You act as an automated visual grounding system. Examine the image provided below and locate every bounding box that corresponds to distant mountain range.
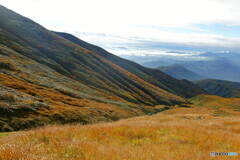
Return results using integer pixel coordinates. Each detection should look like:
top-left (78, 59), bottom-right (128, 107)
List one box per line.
top-left (157, 64), bottom-right (206, 81)
top-left (140, 57), bottom-right (240, 82)
top-left (182, 60), bottom-right (240, 82)
top-left (123, 50), bottom-right (240, 83)
top-left (156, 64), bottom-right (240, 99)
top-left (0, 5), bottom-right (206, 131)
top-left (195, 79), bottom-right (240, 98)
top-left (140, 59), bottom-right (178, 68)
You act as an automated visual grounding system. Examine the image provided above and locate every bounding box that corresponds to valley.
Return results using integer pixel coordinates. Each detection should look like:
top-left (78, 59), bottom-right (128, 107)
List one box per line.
top-left (0, 3), bottom-right (239, 160)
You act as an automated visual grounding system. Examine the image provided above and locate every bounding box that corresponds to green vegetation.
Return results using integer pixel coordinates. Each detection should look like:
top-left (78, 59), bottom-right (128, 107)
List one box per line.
top-left (0, 59), bottom-right (18, 71)
top-left (0, 5), bottom-right (208, 131)
top-left (0, 5), bottom-right (239, 159)
top-left (0, 5), bottom-right (197, 107)
top-left (195, 79), bottom-right (240, 98)
top-left (55, 32), bottom-right (206, 98)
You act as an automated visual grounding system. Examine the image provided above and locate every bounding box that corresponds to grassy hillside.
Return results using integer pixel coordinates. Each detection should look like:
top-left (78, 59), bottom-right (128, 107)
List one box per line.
top-left (55, 32), bottom-right (206, 98)
top-left (0, 95), bottom-right (239, 160)
top-left (157, 64), bottom-right (206, 81)
top-left (0, 5), bottom-right (207, 131)
top-left (0, 5), bottom-right (196, 106)
top-left (0, 38), bottom-right (180, 131)
top-left (195, 79), bottom-right (240, 98)
top-left (190, 94), bottom-right (240, 115)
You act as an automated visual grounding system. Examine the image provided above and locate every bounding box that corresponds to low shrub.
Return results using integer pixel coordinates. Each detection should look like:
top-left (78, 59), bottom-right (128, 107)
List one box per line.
top-left (0, 92), bottom-right (17, 102)
top-left (0, 60), bottom-right (18, 71)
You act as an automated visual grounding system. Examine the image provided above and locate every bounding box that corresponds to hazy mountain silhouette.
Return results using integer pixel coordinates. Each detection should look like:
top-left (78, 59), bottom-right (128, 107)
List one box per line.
top-left (157, 64), bottom-right (206, 81)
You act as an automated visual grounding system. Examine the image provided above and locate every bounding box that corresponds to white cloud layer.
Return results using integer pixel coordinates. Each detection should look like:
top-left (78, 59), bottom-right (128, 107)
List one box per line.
top-left (1, 0), bottom-right (240, 54)
top-left (2, 0), bottom-right (240, 27)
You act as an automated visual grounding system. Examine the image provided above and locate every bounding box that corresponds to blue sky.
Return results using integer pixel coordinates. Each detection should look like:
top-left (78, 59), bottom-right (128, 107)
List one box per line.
top-left (143, 24), bottom-right (240, 37)
top-left (1, 0), bottom-right (240, 56)
top-left (195, 24), bottom-right (240, 38)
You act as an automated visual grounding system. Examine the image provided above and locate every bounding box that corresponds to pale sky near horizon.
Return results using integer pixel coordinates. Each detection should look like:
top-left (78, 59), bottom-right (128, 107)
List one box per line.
top-left (1, 0), bottom-right (240, 56)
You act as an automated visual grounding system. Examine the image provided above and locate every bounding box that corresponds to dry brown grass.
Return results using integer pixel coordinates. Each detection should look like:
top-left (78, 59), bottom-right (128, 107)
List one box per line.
top-left (0, 103), bottom-right (239, 160)
top-left (0, 72), bottom-right (177, 132)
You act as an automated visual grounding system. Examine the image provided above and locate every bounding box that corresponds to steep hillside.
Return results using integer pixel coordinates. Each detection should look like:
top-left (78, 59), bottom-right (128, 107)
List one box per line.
top-left (55, 32), bottom-right (206, 98)
top-left (0, 37), bottom-right (159, 131)
top-left (0, 5), bottom-right (190, 106)
top-left (157, 64), bottom-right (206, 81)
top-left (0, 5), bottom-right (207, 131)
top-left (195, 79), bottom-right (240, 98)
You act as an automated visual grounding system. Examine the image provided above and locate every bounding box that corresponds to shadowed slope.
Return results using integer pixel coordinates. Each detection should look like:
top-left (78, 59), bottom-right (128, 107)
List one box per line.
top-left (0, 5), bottom-right (188, 106)
top-left (0, 5), bottom-right (196, 131)
top-left (1, 34), bottom-right (174, 131)
top-left (55, 32), bottom-right (207, 98)
top-left (195, 79), bottom-right (240, 98)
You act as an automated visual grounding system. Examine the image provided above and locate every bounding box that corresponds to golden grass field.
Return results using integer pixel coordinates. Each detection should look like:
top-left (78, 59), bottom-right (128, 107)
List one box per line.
top-left (0, 95), bottom-right (240, 160)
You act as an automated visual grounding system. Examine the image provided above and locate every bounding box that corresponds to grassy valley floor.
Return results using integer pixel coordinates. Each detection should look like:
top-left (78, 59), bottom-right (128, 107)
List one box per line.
top-left (0, 95), bottom-right (240, 160)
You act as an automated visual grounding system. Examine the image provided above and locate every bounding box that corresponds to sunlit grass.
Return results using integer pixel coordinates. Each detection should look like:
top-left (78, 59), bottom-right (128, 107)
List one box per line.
top-left (0, 104), bottom-right (239, 160)
top-left (0, 132), bottom-right (10, 139)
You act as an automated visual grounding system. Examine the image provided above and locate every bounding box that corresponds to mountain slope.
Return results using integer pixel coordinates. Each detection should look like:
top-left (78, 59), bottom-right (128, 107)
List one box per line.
top-left (1, 28), bottom-right (180, 131)
top-left (157, 64), bottom-right (206, 81)
top-left (0, 5), bottom-right (191, 106)
top-left (195, 79), bottom-right (240, 98)
top-left (55, 32), bottom-right (206, 98)
top-left (0, 30), bottom-right (151, 131)
top-left (0, 5), bottom-right (207, 131)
